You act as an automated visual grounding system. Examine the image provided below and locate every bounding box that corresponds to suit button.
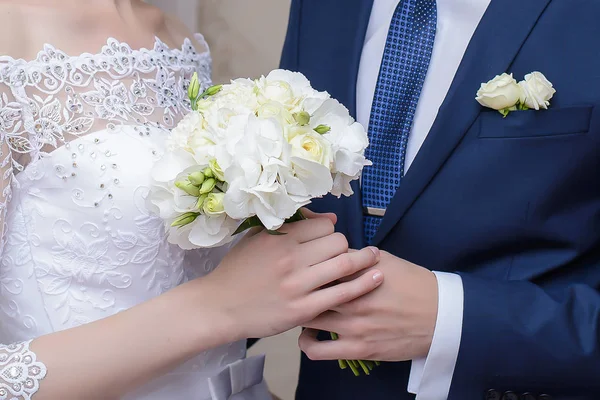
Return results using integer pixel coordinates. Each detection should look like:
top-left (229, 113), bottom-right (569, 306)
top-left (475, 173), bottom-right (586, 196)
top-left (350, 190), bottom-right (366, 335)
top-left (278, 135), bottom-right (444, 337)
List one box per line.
top-left (538, 395), bottom-right (553, 400)
top-left (502, 392), bottom-right (519, 400)
top-left (520, 393), bottom-right (536, 400)
top-left (485, 390), bottom-right (501, 400)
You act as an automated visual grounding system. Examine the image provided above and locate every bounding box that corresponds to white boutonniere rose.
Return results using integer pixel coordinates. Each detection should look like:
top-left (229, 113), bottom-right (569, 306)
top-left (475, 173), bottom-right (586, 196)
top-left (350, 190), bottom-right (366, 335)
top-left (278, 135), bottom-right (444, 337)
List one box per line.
top-left (476, 71), bottom-right (556, 117)
top-left (476, 73), bottom-right (523, 112)
top-left (519, 72), bottom-right (556, 111)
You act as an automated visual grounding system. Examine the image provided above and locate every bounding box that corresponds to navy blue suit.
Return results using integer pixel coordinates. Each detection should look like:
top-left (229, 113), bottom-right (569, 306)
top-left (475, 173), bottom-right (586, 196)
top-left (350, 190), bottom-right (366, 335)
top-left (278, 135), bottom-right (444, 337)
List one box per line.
top-left (281, 0), bottom-right (600, 399)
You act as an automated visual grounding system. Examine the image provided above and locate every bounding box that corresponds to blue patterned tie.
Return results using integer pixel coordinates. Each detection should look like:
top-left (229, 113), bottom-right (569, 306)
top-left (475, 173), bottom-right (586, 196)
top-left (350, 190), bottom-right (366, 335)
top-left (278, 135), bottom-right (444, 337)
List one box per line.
top-left (362, 0), bottom-right (437, 244)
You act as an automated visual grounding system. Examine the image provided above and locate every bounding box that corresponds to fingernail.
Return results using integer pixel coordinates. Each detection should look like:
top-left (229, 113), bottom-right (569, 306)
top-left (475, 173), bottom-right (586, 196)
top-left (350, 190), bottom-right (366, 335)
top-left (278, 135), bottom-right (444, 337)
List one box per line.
top-left (368, 246), bottom-right (380, 260)
top-left (372, 270), bottom-right (383, 284)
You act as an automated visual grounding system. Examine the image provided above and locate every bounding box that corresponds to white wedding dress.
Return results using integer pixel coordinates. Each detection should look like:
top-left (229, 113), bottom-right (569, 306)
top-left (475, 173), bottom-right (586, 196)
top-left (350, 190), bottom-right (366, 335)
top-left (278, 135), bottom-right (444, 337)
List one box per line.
top-left (0, 35), bottom-right (269, 399)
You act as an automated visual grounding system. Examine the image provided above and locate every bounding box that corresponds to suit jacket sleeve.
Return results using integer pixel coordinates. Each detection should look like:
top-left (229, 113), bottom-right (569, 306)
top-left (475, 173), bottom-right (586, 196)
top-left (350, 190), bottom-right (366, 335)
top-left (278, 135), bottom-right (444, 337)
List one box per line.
top-left (448, 271), bottom-right (600, 397)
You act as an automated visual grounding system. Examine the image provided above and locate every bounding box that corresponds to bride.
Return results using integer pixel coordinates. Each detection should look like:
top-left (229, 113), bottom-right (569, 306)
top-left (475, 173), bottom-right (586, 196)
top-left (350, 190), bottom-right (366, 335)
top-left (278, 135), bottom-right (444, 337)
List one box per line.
top-left (0, 1), bottom-right (383, 399)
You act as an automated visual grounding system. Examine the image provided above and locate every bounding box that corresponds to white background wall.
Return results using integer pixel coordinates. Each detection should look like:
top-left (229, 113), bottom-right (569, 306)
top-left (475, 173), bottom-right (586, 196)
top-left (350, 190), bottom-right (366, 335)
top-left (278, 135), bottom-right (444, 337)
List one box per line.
top-left (149, 0), bottom-right (292, 83)
top-left (147, 2), bottom-right (298, 399)
top-left (198, 0), bottom-right (292, 83)
top-left (146, 0), bottom-right (200, 33)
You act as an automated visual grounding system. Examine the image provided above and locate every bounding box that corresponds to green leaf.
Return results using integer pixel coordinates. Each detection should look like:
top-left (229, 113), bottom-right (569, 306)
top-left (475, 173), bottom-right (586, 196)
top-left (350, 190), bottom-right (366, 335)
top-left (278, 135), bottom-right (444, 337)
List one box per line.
top-left (232, 216), bottom-right (263, 236)
top-left (266, 229), bottom-right (286, 236)
top-left (286, 209), bottom-right (307, 223)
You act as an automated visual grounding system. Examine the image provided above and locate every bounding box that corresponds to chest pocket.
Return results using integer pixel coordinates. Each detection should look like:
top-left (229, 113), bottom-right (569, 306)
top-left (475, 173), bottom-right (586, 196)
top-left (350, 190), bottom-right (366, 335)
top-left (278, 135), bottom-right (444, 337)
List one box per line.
top-left (477, 105), bottom-right (593, 139)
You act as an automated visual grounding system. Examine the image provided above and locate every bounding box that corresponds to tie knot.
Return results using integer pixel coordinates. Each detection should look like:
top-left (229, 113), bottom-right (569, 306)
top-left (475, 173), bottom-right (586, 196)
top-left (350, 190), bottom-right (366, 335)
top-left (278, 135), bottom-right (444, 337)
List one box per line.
top-left (398, 0), bottom-right (437, 21)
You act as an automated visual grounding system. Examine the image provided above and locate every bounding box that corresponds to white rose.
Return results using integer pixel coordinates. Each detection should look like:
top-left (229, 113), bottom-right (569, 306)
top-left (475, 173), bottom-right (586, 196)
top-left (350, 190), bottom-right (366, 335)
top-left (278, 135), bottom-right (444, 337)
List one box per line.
top-left (476, 73), bottom-right (523, 110)
top-left (168, 109), bottom-right (224, 166)
top-left (518, 71), bottom-right (556, 110)
top-left (265, 69), bottom-right (315, 99)
top-left (257, 70), bottom-right (324, 113)
top-left (169, 111), bottom-right (209, 151)
top-left (199, 80), bottom-right (257, 130)
top-left (214, 79), bottom-right (257, 110)
top-left (256, 101), bottom-right (296, 126)
top-left (288, 127), bottom-right (333, 168)
top-left (254, 76), bottom-right (295, 106)
top-left (202, 192), bottom-right (226, 216)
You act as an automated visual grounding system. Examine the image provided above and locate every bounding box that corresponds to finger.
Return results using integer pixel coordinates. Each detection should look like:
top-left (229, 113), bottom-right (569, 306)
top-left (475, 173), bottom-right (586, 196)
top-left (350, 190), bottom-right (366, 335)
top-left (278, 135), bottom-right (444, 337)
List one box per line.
top-left (337, 266), bottom-right (376, 284)
top-left (301, 208), bottom-right (337, 225)
top-left (303, 311), bottom-right (348, 333)
top-left (279, 217), bottom-right (336, 243)
top-left (299, 232), bottom-right (348, 267)
top-left (305, 266), bottom-right (383, 315)
top-left (299, 329), bottom-right (362, 361)
top-left (306, 247), bottom-right (380, 290)
top-left (337, 249), bottom-right (372, 284)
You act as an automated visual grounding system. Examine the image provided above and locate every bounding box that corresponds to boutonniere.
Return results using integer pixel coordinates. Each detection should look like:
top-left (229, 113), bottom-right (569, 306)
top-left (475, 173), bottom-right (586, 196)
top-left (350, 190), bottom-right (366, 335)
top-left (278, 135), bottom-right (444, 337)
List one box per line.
top-left (476, 72), bottom-right (556, 117)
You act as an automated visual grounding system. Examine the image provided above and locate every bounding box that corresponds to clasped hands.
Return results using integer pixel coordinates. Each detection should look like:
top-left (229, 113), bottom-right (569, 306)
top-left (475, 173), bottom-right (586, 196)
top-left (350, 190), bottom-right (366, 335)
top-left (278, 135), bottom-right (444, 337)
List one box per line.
top-left (296, 214), bottom-right (440, 363)
top-left (208, 209), bottom-right (438, 363)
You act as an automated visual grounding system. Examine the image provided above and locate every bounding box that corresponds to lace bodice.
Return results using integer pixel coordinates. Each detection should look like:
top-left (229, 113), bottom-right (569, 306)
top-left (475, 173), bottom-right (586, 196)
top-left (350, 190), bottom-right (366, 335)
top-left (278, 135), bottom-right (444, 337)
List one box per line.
top-left (0, 34), bottom-right (211, 182)
top-left (0, 36), bottom-right (261, 400)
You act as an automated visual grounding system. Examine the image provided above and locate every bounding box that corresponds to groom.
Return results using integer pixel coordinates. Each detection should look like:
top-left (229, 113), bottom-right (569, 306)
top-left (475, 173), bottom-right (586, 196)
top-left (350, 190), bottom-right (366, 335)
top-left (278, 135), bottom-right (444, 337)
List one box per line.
top-left (281, 0), bottom-right (600, 399)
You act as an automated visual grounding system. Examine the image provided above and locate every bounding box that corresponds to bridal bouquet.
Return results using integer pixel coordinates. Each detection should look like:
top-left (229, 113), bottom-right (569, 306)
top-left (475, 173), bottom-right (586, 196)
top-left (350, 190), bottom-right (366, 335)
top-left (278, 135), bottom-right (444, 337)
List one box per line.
top-left (148, 70), bottom-right (370, 248)
top-left (147, 70), bottom-right (375, 375)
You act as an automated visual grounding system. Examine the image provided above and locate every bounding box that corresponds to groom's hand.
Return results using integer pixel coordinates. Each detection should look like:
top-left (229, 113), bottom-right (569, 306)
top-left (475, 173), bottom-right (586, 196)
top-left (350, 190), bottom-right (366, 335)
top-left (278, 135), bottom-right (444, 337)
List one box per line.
top-left (299, 251), bottom-right (438, 362)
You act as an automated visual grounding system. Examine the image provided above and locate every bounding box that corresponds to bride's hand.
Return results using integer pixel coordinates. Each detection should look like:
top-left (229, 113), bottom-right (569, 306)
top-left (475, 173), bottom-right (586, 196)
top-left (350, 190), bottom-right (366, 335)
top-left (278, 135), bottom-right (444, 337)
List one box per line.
top-left (204, 211), bottom-right (383, 340)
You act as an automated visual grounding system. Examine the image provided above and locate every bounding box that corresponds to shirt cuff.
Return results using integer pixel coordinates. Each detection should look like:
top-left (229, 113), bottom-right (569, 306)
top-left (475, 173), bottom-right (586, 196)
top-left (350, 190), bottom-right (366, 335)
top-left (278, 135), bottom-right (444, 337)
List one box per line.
top-left (407, 272), bottom-right (464, 400)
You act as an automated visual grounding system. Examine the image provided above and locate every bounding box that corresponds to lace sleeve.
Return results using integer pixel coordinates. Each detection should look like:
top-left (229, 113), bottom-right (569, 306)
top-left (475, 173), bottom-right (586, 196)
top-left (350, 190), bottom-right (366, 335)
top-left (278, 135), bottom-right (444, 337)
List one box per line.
top-left (0, 95), bottom-right (47, 399)
top-left (0, 93), bottom-right (14, 256)
top-left (0, 341), bottom-right (46, 399)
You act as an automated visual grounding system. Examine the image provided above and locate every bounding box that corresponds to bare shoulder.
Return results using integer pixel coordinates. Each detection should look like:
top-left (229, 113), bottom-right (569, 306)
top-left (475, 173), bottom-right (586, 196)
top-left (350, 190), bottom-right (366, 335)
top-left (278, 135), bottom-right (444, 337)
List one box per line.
top-left (0, 4), bottom-right (33, 60)
top-left (133, 1), bottom-right (206, 51)
top-left (163, 13), bottom-right (208, 51)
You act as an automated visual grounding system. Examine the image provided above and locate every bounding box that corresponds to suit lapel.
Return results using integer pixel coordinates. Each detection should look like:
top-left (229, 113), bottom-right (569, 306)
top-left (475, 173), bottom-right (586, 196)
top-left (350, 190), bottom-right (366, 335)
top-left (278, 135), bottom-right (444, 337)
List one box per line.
top-left (371, 0), bottom-right (552, 246)
top-left (317, 0), bottom-right (373, 248)
top-left (310, 0), bottom-right (374, 116)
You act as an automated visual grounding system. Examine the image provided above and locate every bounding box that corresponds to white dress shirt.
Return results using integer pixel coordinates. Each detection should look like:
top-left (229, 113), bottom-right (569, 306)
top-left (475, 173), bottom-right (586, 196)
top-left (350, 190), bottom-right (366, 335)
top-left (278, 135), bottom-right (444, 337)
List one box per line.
top-left (356, 0), bottom-right (490, 399)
